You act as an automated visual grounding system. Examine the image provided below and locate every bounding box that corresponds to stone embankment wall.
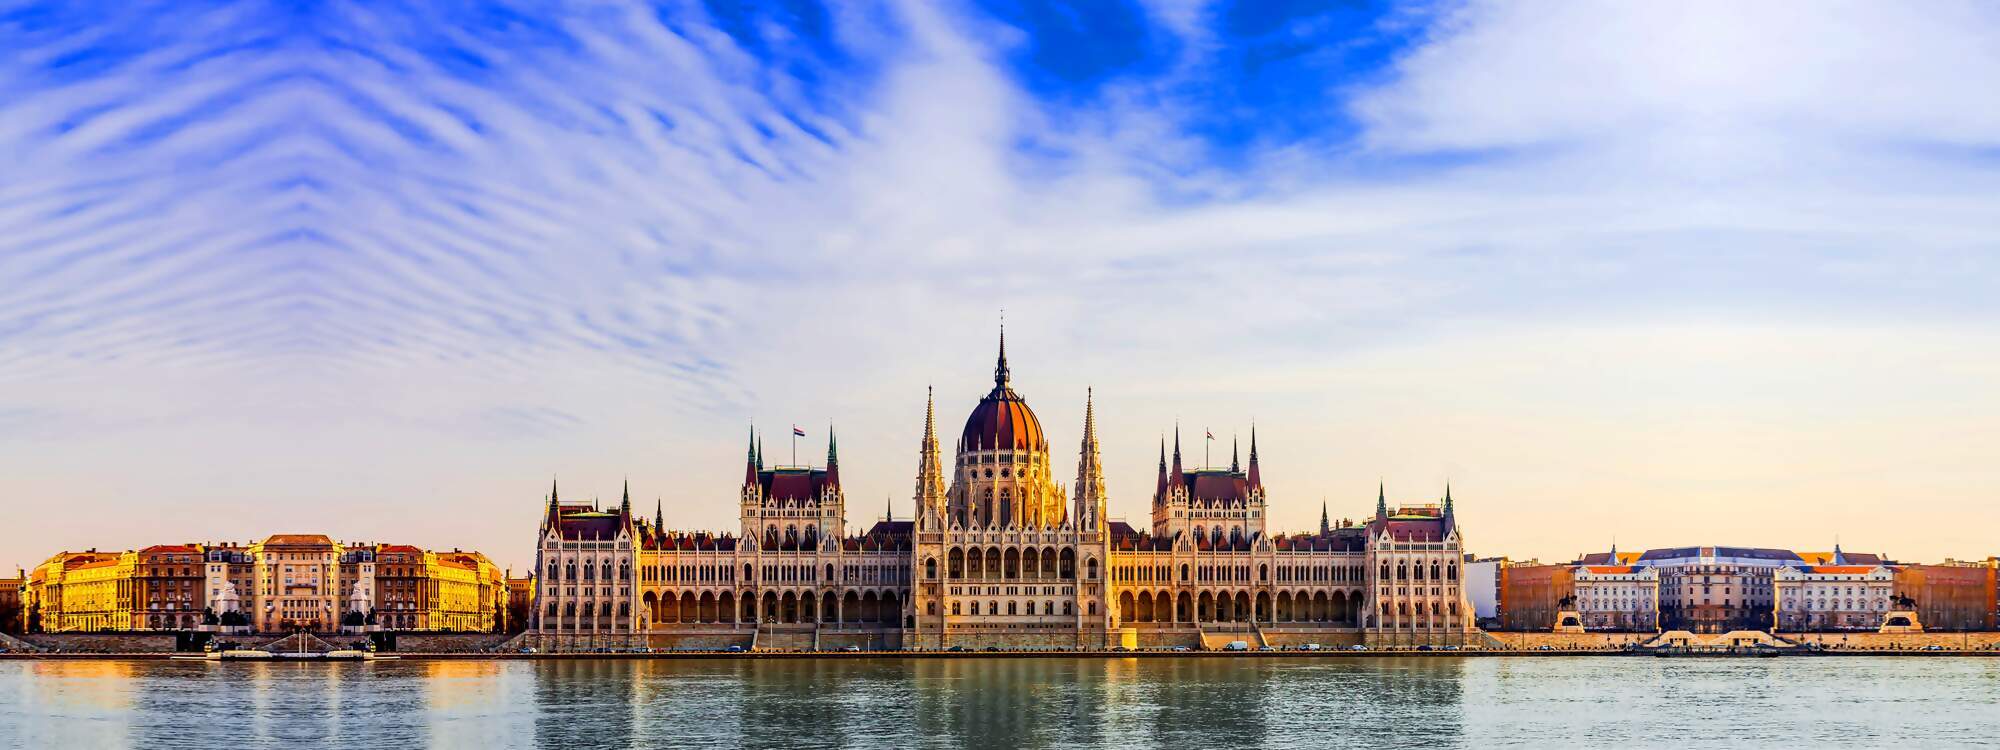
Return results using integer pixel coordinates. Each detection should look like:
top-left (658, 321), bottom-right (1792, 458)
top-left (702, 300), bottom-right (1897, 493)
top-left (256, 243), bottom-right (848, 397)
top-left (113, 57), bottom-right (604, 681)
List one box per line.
top-left (1781, 632), bottom-right (2000, 650)
top-left (390, 634), bottom-right (515, 653)
top-left (23, 634), bottom-right (182, 653)
top-left (1483, 632), bottom-right (1654, 650)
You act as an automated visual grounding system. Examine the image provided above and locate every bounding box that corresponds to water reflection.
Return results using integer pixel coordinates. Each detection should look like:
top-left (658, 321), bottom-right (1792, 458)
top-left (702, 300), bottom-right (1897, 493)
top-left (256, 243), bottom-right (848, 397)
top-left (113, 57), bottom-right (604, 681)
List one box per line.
top-left (3, 657), bottom-right (1996, 749)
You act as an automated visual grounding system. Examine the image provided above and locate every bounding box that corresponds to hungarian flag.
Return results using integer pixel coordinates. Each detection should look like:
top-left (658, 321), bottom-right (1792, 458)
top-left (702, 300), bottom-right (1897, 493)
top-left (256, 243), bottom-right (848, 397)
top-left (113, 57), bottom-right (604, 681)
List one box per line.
top-left (793, 425), bottom-right (806, 437)
top-left (1205, 430), bottom-right (1214, 440)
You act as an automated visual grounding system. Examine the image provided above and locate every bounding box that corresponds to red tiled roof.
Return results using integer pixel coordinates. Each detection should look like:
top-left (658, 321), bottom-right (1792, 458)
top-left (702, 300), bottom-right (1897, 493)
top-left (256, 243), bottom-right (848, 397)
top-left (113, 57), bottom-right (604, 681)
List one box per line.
top-left (1807, 565), bottom-right (1879, 575)
top-left (262, 534), bottom-right (336, 546)
top-left (757, 467), bottom-right (836, 501)
top-left (960, 386), bottom-right (1045, 452)
top-left (1582, 566), bottom-right (1637, 574)
top-left (140, 544), bottom-right (200, 554)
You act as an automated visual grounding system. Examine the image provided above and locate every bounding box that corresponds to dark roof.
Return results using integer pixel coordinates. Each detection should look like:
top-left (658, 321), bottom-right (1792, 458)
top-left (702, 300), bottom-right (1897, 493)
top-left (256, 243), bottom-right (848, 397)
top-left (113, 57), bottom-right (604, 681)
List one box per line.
top-left (555, 507), bottom-right (628, 540)
top-left (960, 385), bottom-right (1045, 452)
top-left (1635, 546), bottom-right (1801, 562)
top-left (1171, 469), bottom-right (1252, 503)
top-left (645, 532), bottom-right (737, 552)
top-left (757, 466), bottom-right (836, 501)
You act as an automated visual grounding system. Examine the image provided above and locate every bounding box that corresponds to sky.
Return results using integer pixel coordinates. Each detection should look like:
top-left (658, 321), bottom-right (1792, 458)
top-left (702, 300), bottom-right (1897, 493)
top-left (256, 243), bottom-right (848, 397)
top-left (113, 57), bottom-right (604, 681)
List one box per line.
top-left (4, 0), bottom-right (2000, 573)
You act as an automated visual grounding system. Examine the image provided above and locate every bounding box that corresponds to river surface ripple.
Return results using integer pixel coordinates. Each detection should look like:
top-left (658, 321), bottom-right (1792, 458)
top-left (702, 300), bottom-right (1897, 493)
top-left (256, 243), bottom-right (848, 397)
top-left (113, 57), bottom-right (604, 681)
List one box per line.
top-left (3, 656), bottom-right (1997, 749)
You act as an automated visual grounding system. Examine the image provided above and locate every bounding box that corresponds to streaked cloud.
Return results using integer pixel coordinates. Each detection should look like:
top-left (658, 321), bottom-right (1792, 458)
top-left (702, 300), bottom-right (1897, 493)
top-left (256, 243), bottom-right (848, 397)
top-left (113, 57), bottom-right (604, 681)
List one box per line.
top-left (3, 1), bottom-right (1997, 568)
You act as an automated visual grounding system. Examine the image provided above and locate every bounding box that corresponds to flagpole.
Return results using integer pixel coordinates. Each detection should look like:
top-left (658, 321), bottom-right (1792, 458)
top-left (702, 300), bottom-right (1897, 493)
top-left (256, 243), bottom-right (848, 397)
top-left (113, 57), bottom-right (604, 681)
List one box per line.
top-left (792, 427), bottom-right (798, 467)
top-left (1205, 428), bottom-right (1210, 470)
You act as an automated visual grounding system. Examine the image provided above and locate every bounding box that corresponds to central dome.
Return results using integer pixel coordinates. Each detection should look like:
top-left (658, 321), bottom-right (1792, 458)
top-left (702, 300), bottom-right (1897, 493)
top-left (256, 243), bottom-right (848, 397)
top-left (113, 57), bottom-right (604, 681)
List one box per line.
top-left (959, 327), bottom-right (1046, 452)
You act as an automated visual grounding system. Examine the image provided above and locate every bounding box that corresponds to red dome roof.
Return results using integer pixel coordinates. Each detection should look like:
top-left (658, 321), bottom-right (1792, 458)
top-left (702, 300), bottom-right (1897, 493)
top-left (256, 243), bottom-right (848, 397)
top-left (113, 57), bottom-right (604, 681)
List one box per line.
top-left (961, 386), bottom-right (1044, 451)
top-left (959, 325), bottom-right (1046, 452)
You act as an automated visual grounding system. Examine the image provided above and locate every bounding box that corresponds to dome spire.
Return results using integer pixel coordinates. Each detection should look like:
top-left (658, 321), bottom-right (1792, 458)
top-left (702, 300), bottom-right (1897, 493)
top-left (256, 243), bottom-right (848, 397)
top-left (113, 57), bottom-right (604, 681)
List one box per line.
top-left (994, 313), bottom-right (1011, 388)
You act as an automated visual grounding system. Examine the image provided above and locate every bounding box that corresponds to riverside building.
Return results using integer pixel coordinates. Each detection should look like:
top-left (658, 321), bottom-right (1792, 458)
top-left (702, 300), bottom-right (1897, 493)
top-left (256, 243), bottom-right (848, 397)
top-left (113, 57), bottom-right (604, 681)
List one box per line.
top-left (23, 536), bottom-right (505, 634)
top-left (527, 331), bottom-right (1475, 650)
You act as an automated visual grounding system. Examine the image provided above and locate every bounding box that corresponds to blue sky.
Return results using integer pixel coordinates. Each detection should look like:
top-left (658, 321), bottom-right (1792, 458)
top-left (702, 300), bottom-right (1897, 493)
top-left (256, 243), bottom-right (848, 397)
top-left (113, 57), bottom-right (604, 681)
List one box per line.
top-left (4, 0), bottom-right (2000, 570)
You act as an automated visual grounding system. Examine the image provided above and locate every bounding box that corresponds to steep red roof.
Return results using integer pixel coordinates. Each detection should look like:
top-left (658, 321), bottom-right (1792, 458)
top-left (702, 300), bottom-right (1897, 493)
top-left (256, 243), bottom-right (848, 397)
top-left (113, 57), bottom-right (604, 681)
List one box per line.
top-left (756, 467), bottom-right (837, 501)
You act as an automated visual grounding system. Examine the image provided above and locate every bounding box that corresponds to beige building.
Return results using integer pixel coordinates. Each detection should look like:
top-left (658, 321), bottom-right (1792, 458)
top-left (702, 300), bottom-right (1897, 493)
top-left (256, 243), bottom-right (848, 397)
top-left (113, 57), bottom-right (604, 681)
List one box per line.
top-left (1573, 564), bottom-right (1660, 631)
top-left (1774, 562), bottom-right (1894, 631)
top-left (530, 332), bottom-right (1475, 650)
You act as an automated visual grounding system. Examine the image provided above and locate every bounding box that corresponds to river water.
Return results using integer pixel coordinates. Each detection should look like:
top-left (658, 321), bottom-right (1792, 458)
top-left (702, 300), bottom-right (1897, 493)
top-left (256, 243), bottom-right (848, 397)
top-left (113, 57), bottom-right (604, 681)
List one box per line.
top-left (3, 656), bottom-right (1996, 748)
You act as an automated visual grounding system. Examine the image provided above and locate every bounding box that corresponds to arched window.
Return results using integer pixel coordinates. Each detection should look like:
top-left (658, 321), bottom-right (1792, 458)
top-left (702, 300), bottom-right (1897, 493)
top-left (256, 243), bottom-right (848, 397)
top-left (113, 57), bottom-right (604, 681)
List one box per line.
top-left (1007, 601), bottom-right (1017, 615)
top-left (565, 562), bottom-right (577, 580)
top-left (785, 525), bottom-right (799, 546)
top-left (926, 558), bottom-right (939, 579)
top-left (1063, 601), bottom-right (1073, 615)
top-left (805, 525), bottom-right (819, 548)
top-left (620, 562), bottom-right (631, 581)
top-left (1086, 558), bottom-right (1099, 580)
top-left (600, 601), bottom-right (611, 616)
top-left (825, 564), bottom-right (835, 581)
top-left (1180, 564), bottom-right (1190, 581)
top-left (969, 601), bottom-right (980, 616)
top-left (546, 603), bottom-right (558, 617)
top-left (547, 562), bottom-right (558, 579)
top-left (602, 562), bottom-right (612, 580)
top-left (953, 601), bottom-right (962, 615)
top-left (1259, 564), bottom-right (1269, 582)
top-left (563, 602), bottom-right (575, 617)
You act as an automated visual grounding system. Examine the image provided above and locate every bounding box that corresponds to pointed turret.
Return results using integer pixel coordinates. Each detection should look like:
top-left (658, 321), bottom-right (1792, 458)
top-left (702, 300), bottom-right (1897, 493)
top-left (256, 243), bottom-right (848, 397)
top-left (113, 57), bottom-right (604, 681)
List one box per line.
top-left (994, 319), bottom-right (1011, 388)
top-left (1833, 540), bottom-right (1847, 565)
top-left (654, 498), bottom-right (664, 532)
top-left (913, 387), bottom-right (947, 525)
top-left (545, 478), bottom-right (560, 527)
top-left (1247, 424), bottom-right (1262, 489)
top-left (1154, 435), bottom-right (1169, 503)
top-left (620, 478), bottom-right (631, 516)
top-left (1169, 425), bottom-right (1185, 488)
top-left (1443, 483), bottom-right (1454, 519)
top-left (744, 426), bottom-right (759, 485)
top-left (756, 434), bottom-right (766, 470)
top-left (1321, 500), bottom-right (1331, 536)
top-left (1230, 435), bottom-right (1240, 473)
top-left (825, 425), bottom-right (840, 487)
top-left (1074, 387), bottom-right (1107, 530)
top-left (1375, 482), bottom-right (1388, 520)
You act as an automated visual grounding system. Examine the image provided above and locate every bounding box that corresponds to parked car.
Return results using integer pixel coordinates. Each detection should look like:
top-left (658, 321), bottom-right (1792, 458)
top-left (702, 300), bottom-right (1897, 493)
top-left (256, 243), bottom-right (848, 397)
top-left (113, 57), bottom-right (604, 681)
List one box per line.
top-left (1223, 641), bottom-right (1250, 651)
top-left (1256, 645), bottom-right (1276, 652)
top-left (725, 645), bottom-right (744, 653)
top-left (841, 645), bottom-right (861, 652)
top-left (1300, 643), bottom-right (1322, 651)
top-left (1349, 644), bottom-right (1369, 651)
top-left (1416, 645), bottom-right (1434, 651)
top-left (946, 645), bottom-right (969, 652)
top-left (1170, 646), bottom-right (1192, 652)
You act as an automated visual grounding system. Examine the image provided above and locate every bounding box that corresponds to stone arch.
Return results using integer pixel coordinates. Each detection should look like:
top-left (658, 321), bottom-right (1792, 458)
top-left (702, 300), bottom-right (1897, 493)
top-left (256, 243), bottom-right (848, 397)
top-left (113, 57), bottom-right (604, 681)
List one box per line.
top-left (1118, 591), bottom-right (1136, 623)
top-left (1177, 591), bottom-right (1193, 622)
top-left (1022, 547), bottom-right (1040, 580)
top-left (822, 592), bottom-right (837, 625)
top-left (719, 591), bottom-right (736, 624)
top-left (1004, 547), bottom-right (1021, 579)
top-left (1060, 547), bottom-right (1077, 579)
top-left (1042, 546), bottom-right (1058, 578)
top-left (1198, 591), bottom-right (1215, 622)
top-left (1255, 591), bottom-right (1271, 622)
top-left (699, 591), bottom-right (717, 623)
top-left (967, 548), bottom-right (984, 580)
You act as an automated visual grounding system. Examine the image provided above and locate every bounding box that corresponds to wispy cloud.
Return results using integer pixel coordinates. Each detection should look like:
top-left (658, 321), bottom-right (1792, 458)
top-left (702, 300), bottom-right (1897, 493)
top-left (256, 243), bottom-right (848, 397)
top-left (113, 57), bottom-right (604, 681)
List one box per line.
top-left (3, 1), bottom-right (1999, 567)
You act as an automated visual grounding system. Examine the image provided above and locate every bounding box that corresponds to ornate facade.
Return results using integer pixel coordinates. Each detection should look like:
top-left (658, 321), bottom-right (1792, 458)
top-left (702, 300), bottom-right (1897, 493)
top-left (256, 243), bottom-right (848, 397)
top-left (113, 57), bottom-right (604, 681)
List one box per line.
top-left (23, 536), bottom-right (505, 634)
top-left (528, 331), bottom-right (1475, 649)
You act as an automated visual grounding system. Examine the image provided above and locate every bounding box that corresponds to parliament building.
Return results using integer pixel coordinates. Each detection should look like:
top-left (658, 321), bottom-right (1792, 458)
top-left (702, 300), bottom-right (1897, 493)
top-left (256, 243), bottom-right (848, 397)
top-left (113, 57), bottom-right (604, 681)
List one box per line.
top-left (528, 332), bottom-right (1475, 650)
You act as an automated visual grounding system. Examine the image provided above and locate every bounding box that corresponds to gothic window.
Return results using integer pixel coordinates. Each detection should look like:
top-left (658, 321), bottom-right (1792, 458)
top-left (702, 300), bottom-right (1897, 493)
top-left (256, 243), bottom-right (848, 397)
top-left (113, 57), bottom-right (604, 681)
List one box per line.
top-left (785, 525), bottom-right (799, 546)
top-left (926, 558), bottom-right (939, 579)
top-left (805, 525), bottom-right (819, 548)
top-left (970, 601), bottom-right (979, 616)
top-left (566, 562), bottom-right (577, 580)
top-left (1180, 564), bottom-right (1190, 581)
top-left (1063, 601), bottom-right (1073, 616)
top-left (953, 601), bottom-right (962, 615)
top-left (1008, 601), bottom-right (1017, 615)
top-left (766, 526), bottom-right (779, 549)
top-left (1086, 558), bottom-right (1099, 580)
top-left (548, 562), bottom-right (558, 579)
top-left (620, 562), bottom-right (630, 581)
top-left (602, 562), bottom-right (613, 580)
top-left (600, 601), bottom-right (612, 616)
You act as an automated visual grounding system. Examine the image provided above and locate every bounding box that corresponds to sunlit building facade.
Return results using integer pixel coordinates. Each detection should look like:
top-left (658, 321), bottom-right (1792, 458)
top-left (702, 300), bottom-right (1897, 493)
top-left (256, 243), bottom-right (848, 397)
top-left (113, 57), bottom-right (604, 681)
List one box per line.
top-left (529, 332), bottom-right (1475, 649)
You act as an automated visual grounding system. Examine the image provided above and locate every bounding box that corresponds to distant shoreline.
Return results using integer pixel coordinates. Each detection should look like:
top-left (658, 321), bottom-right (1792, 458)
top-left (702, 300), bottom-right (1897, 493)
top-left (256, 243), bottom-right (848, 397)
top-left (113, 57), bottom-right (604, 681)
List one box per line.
top-left (6, 649), bottom-right (1998, 661)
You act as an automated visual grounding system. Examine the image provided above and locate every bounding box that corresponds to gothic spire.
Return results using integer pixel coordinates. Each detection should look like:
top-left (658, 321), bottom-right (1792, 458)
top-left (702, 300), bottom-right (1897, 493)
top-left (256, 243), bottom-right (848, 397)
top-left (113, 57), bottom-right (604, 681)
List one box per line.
top-left (745, 426), bottom-right (759, 485)
top-left (1247, 423), bottom-right (1262, 488)
top-left (913, 386), bottom-right (947, 524)
top-left (620, 478), bottom-right (631, 516)
top-left (655, 497), bottom-right (664, 531)
top-left (1443, 482), bottom-right (1454, 518)
top-left (1075, 387), bottom-right (1106, 530)
top-left (1375, 481), bottom-right (1388, 520)
top-left (993, 317), bottom-right (1011, 388)
top-left (1230, 435), bottom-right (1240, 473)
top-left (825, 425), bottom-right (840, 486)
top-left (1320, 500), bottom-right (1331, 536)
top-left (1170, 424), bottom-right (1184, 487)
